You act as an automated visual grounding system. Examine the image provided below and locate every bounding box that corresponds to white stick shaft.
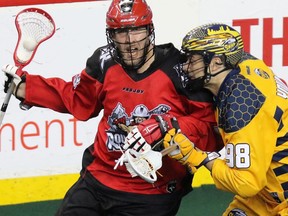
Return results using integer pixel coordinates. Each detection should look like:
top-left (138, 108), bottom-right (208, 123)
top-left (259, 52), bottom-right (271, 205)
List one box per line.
top-left (160, 143), bottom-right (178, 156)
top-left (0, 82), bottom-right (15, 125)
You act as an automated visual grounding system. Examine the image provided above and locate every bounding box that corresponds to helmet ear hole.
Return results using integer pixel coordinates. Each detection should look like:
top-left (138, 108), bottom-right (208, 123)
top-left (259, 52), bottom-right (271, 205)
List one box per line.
top-left (214, 55), bottom-right (226, 66)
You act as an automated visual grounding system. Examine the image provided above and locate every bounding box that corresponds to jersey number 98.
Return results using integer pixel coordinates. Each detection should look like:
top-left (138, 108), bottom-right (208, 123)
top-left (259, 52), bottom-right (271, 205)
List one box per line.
top-left (226, 143), bottom-right (250, 168)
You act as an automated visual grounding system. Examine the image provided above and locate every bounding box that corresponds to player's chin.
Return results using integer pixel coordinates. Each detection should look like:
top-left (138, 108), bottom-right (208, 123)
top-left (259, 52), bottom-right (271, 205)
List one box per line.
top-left (124, 59), bottom-right (141, 68)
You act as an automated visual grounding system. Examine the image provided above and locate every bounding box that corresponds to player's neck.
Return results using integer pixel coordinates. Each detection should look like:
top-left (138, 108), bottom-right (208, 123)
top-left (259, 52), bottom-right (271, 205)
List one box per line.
top-left (205, 71), bottom-right (230, 96)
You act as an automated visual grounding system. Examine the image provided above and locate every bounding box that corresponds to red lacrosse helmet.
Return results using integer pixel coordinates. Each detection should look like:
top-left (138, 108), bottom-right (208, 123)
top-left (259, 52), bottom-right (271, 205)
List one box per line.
top-left (106, 0), bottom-right (153, 29)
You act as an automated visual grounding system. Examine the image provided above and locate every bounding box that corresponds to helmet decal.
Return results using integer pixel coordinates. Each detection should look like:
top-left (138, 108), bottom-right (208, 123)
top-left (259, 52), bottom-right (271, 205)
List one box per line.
top-left (182, 23), bottom-right (244, 67)
top-left (106, 0), bottom-right (153, 29)
top-left (119, 0), bottom-right (134, 13)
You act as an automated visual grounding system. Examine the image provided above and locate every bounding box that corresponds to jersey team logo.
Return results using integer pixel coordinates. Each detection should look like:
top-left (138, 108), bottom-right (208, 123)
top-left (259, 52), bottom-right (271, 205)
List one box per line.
top-left (254, 68), bottom-right (270, 79)
top-left (106, 103), bottom-right (170, 151)
top-left (228, 208), bottom-right (247, 216)
top-left (72, 74), bottom-right (81, 89)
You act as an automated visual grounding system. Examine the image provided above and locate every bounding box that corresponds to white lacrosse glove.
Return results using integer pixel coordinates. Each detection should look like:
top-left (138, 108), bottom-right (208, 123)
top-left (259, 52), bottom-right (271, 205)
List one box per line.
top-left (2, 64), bottom-right (28, 96)
top-left (123, 127), bottom-right (152, 152)
top-left (2, 64), bottom-right (23, 94)
top-left (121, 114), bottom-right (179, 153)
top-left (2, 64), bottom-right (31, 110)
top-left (114, 127), bottom-right (166, 183)
top-left (114, 115), bottom-right (179, 181)
top-left (114, 127), bottom-right (151, 170)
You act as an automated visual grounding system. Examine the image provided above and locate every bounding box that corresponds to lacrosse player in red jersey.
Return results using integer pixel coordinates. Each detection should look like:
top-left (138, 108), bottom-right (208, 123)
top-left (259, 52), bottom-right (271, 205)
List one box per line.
top-left (2, 1), bottom-right (223, 215)
top-left (162, 23), bottom-right (288, 215)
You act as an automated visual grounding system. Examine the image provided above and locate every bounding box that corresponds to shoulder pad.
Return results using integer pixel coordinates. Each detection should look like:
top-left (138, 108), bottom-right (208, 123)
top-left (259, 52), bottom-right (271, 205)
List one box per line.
top-left (85, 45), bottom-right (116, 82)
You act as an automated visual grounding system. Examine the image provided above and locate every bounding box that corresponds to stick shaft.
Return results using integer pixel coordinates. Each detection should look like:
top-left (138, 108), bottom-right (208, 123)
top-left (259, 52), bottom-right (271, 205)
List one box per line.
top-left (160, 144), bottom-right (178, 156)
top-left (0, 82), bottom-right (15, 125)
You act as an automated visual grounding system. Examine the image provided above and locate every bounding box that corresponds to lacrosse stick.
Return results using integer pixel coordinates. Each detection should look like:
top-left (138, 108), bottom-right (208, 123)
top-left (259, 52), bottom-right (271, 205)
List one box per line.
top-left (125, 144), bottom-right (178, 183)
top-left (0, 8), bottom-right (56, 125)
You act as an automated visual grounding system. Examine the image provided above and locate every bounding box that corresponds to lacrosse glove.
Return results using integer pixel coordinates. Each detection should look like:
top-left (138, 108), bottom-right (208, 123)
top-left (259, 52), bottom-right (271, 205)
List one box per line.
top-left (163, 129), bottom-right (220, 168)
top-left (122, 114), bottom-right (179, 153)
top-left (2, 64), bottom-right (26, 96)
top-left (2, 64), bottom-right (31, 110)
top-left (115, 115), bottom-right (179, 172)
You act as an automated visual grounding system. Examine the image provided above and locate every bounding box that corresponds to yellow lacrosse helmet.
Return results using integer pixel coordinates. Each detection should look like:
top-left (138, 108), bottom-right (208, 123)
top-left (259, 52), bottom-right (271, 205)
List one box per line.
top-left (182, 23), bottom-right (244, 67)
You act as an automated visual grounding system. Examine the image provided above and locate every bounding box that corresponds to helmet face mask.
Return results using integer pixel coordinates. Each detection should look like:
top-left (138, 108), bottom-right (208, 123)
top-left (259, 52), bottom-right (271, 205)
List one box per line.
top-left (106, 0), bottom-right (155, 71)
top-left (179, 51), bottom-right (213, 91)
top-left (180, 23), bottom-right (244, 90)
top-left (106, 24), bottom-right (155, 71)
top-left (182, 53), bottom-right (206, 80)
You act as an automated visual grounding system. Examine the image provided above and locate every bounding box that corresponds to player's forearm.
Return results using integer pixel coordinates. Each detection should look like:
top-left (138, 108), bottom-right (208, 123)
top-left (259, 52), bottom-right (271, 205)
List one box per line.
top-left (25, 73), bottom-right (102, 120)
top-left (204, 159), bottom-right (215, 171)
top-left (211, 159), bottom-right (266, 197)
top-left (15, 82), bottom-right (26, 99)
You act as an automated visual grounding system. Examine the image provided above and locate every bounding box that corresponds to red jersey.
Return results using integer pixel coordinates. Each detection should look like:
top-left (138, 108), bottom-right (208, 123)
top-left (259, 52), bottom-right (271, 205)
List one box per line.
top-left (24, 43), bottom-right (222, 194)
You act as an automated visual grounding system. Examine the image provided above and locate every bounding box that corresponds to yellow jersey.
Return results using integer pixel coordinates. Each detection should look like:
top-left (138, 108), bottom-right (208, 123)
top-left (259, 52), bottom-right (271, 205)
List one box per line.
top-left (212, 53), bottom-right (288, 205)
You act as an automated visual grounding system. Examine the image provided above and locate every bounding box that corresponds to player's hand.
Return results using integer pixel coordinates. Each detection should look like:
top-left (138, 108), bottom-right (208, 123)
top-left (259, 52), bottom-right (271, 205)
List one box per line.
top-left (114, 115), bottom-right (179, 171)
top-left (2, 64), bottom-right (31, 110)
top-left (163, 129), bottom-right (220, 168)
top-left (122, 114), bottom-right (179, 151)
top-left (122, 126), bottom-right (152, 154)
top-left (114, 115), bottom-right (178, 171)
top-left (163, 128), bottom-right (206, 166)
top-left (2, 64), bottom-right (26, 94)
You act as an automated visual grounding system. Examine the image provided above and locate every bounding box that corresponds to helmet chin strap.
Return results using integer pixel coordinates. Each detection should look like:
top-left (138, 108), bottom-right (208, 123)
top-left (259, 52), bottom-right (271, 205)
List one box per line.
top-left (205, 65), bottom-right (229, 84)
top-left (184, 65), bottom-right (230, 91)
top-left (210, 67), bottom-right (229, 77)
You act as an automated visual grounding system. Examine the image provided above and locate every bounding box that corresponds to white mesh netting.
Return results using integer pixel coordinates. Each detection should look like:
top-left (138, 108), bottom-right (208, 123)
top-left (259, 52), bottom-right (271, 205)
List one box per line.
top-left (15, 9), bottom-right (55, 64)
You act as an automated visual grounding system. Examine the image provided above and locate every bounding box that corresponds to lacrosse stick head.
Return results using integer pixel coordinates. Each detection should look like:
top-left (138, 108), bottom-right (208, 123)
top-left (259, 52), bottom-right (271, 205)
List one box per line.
top-left (125, 148), bottom-right (163, 183)
top-left (14, 8), bottom-right (56, 68)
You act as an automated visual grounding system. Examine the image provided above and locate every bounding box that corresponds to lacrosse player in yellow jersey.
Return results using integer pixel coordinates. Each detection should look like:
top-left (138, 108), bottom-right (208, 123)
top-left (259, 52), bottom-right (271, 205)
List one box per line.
top-left (162, 23), bottom-right (288, 215)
